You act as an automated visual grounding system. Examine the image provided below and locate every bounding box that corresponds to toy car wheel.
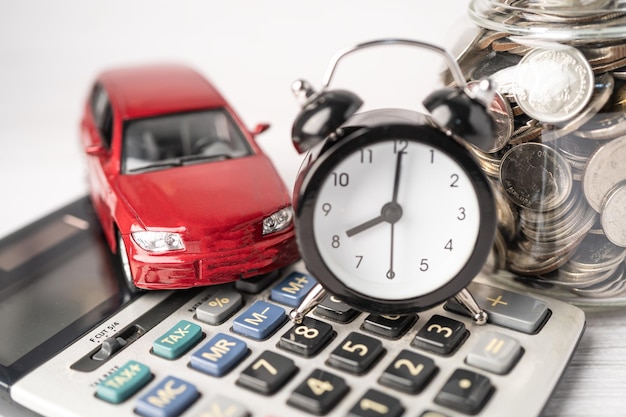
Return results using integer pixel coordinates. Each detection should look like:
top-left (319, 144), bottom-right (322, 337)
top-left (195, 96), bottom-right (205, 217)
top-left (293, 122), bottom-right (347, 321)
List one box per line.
top-left (117, 232), bottom-right (139, 293)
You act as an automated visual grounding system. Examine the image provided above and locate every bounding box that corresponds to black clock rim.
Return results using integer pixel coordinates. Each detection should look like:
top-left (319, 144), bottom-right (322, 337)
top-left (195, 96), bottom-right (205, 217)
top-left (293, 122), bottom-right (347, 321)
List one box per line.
top-left (295, 121), bottom-right (497, 315)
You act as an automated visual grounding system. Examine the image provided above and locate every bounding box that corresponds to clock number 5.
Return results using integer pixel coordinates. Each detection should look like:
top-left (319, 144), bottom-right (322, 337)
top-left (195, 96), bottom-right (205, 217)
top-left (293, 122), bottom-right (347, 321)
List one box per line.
top-left (419, 259), bottom-right (429, 272)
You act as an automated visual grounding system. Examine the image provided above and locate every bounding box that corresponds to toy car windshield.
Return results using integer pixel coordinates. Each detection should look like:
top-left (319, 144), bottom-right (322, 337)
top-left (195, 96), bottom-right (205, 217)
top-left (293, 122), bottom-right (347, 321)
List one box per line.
top-left (122, 109), bottom-right (252, 174)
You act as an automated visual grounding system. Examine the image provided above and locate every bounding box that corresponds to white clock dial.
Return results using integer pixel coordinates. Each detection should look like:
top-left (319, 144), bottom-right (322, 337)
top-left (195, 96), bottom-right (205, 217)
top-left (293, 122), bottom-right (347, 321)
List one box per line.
top-left (312, 139), bottom-right (481, 300)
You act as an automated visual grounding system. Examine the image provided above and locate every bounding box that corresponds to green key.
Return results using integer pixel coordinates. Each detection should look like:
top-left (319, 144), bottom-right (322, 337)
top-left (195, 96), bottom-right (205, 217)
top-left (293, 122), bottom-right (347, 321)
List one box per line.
top-left (153, 319), bottom-right (203, 359)
top-left (96, 360), bottom-right (151, 404)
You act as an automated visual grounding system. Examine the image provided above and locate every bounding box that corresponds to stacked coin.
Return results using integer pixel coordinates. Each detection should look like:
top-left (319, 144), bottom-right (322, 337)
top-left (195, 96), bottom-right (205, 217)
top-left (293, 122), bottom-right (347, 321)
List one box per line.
top-left (457, 0), bottom-right (626, 298)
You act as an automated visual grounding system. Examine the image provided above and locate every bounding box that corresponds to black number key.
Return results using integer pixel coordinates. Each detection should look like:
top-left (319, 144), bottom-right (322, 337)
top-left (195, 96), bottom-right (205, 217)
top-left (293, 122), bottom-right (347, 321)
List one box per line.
top-left (362, 313), bottom-right (416, 339)
top-left (236, 350), bottom-right (297, 395)
top-left (434, 368), bottom-right (494, 414)
top-left (347, 389), bottom-right (404, 417)
top-left (412, 315), bottom-right (468, 355)
top-left (327, 332), bottom-right (384, 374)
top-left (279, 317), bottom-right (334, 357)
top-left (315, 294), bottom-right (359, 323)
top-left (287, 368), bottom-right (349, 415)
top-left (378, 349), bottom-right (438, 393)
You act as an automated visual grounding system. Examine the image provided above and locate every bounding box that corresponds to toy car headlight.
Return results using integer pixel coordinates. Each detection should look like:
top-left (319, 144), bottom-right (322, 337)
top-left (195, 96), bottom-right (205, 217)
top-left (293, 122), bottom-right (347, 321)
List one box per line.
top-left (262, 206), bottom-right (293, 235)
top-left (131, 231), bottom-right (185, 252)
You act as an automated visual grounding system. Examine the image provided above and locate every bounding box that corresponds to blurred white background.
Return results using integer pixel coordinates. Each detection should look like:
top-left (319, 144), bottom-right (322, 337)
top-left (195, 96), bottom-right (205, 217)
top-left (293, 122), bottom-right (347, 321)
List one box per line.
top-left (0, 0), bottom-right (474, 238)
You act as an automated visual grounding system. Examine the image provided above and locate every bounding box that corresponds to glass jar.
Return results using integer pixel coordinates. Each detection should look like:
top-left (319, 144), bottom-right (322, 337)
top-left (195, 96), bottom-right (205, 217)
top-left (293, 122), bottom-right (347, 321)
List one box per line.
top-left (459, 0), bottom-right (626, 305)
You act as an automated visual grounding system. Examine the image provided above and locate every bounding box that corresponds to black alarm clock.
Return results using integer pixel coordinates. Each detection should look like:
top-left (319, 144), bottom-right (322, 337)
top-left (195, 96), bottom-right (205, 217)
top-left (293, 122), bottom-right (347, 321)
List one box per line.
top-left (288, 39), bottom-right (498, 325)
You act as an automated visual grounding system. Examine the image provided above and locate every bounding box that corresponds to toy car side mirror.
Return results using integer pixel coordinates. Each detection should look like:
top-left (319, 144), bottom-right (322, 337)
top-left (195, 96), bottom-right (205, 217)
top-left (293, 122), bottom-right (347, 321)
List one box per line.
top-left (85, 144), bottom-right (108, 157)
top-left (252, 123), bottom-right (271, 136)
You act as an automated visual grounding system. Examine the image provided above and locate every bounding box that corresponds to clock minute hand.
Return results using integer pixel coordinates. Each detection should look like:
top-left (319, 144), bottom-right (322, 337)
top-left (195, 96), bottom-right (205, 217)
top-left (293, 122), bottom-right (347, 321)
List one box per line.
top-left (392, 149), bottom-right (404, 203)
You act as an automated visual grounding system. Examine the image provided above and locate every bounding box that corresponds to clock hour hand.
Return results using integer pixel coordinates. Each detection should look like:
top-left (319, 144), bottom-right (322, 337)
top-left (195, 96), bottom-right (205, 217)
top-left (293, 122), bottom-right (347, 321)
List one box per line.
top-left (346, 214), bottom-right (385, 237)
top-left (345, 201), bottom-right (403, 238)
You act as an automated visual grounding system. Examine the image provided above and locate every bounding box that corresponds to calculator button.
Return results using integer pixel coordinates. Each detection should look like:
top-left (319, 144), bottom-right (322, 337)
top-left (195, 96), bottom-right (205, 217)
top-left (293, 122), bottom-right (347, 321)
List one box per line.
top-left (196, 289), bottom-right (243, 325)
top-left (270, 271), bottom-right (318, 307)
top-left (327, 332), bottom-right (384, 374)
top-left (287, 368), bottom-right (349, 415)
top-left (362, 313), bottom-right (416, 339)
top-left (190, 333), bottom-right (248, 377)
top-left (96, 360), bottom-right (152, 404)
top-left (236, 350), bottom-right (298, 395)
top-left (412, 315), bottom-right (468, 355)
top-left (314, 294), bottom-right (359, 323)
top-left (446, 282), bottom-right (549, 334)
top-left (152, 320), bottom-right (203, 360)
top-left (420, 411), bottom-right (450, 417)
top-left (135, 375), bottom-right (199, 417)
top-left (279, 317), bottom-right (334, 357)
top-left (466, 332), bottom-right (523, 375)
top-left (347, 388), bottom-right (404, 417)
top-left (232, 300), bottom-right (286, 340)
top-left (378, 349), bottom-right (438, 394)
top-left (199, 395), bottom-right (250, 417)
top-left (434, 369), bottom-right (494, 415)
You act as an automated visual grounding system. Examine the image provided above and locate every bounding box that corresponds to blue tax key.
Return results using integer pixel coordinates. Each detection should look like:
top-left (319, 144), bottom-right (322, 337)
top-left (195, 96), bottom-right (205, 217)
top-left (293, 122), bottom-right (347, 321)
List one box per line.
top-left (152, 320), bottom-right (202, 360)
top-left (233, 300), bottom-right (285, 339)
top-left (190, 332), bottom-right (247, 377)
top-left (270, 272), bottom-right (318, 307)
top-left (96, 360), bottom-right (152, 404)
top-left (136, 376), bottom-right (199, 417)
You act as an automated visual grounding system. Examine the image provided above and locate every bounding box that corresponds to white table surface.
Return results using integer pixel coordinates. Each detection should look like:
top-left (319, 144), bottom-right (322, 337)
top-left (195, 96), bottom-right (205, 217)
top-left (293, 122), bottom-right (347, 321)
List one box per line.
top-left (1, 1), bottom-right (625, 416)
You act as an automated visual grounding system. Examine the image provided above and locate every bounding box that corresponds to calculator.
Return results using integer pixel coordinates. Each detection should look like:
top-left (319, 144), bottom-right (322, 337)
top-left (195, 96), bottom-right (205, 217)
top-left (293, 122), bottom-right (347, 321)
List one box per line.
top-left (0, 197), bottom-right (585, 417)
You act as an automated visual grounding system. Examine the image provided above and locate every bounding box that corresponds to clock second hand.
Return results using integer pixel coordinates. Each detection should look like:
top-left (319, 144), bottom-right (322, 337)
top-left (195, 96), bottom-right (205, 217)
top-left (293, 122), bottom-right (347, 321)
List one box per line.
top-left (387, 150), bottom-right (404, 279)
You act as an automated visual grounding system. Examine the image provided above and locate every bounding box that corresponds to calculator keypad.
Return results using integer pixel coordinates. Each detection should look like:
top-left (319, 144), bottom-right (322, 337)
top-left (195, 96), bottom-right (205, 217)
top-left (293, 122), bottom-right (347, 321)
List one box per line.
top-left (79, 265), bottom-right (584, 417)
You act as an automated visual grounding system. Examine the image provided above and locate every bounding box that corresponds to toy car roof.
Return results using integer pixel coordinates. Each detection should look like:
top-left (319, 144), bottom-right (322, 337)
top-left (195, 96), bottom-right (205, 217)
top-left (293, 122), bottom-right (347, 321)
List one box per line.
top-left (96, 64), bottom-right (228, 120)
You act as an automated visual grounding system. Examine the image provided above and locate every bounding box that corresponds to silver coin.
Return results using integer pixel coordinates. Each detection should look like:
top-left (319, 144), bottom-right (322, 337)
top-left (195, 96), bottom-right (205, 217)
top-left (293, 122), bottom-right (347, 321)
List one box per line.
top-left (601, 181), bottom-right (626, 247)
top-left (568, 233), bottom-right (626, 272)
top-left (541, 72), bottom-right (614, 141)
top-left (582, 135), bottom-right (626, 211)
top-left (508, 241), bottom-right (571, 275)
top-left (557, 136), bottom-right (602, 162)
top-left (554, 263), bottom-right (619, 288)
top-left (569, 263), bottom-right (626, 298)
top-left (513, 47), bottom-right (594, 124)
top-left (500, 142), bottom-right (573, 211)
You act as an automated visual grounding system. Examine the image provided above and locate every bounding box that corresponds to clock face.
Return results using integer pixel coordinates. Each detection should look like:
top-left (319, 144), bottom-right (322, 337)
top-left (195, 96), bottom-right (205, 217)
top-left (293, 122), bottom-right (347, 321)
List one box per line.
top-left (310, 136), bottom-right (483, 302)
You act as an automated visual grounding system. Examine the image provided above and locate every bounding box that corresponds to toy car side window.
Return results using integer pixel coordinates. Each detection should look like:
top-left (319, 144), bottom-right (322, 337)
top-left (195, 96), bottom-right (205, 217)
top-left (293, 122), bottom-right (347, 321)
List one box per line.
top-left (90, 83), bottom-right (114, 149)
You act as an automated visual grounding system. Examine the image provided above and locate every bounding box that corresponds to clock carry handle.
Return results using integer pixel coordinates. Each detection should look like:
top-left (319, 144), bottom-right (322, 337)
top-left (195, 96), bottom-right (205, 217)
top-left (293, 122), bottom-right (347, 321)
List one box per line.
top-left (291, 38), bottom-right (498, 154)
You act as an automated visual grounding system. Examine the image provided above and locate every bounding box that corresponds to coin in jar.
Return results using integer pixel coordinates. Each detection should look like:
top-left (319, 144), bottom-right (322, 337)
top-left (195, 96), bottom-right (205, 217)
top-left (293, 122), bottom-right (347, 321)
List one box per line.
top-left (582, 135), bottom-right (626, 212)
top-left (499, 142), bottom-right (573, 211)
top-left (600, 181), bottom-right (626, 247)
top-left (514, 47), bottom-right (594, 124)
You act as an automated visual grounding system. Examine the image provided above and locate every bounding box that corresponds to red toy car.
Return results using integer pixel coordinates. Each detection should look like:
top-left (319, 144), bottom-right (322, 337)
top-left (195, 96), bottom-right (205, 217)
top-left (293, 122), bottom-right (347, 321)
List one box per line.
top-left (80, 64), bottom-right (299, 290)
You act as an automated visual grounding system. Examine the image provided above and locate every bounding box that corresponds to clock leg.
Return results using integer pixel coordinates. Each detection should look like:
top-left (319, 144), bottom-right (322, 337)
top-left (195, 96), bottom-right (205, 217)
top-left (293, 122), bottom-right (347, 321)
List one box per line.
top-left (454, 288), bottom-right (488, 325)
top-left (289, 283), bottom-right (328, 324)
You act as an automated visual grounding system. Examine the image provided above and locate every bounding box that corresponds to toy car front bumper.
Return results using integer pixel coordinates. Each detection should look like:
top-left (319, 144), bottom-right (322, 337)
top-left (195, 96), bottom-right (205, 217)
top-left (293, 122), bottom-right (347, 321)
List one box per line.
top-left (128, 231), bottom-right (299, 290)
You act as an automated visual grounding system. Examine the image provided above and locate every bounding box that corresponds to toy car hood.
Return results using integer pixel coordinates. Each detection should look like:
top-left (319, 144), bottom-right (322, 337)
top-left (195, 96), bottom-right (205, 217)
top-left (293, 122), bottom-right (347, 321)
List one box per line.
top-left (115, 155), bottom-right (290, 233)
